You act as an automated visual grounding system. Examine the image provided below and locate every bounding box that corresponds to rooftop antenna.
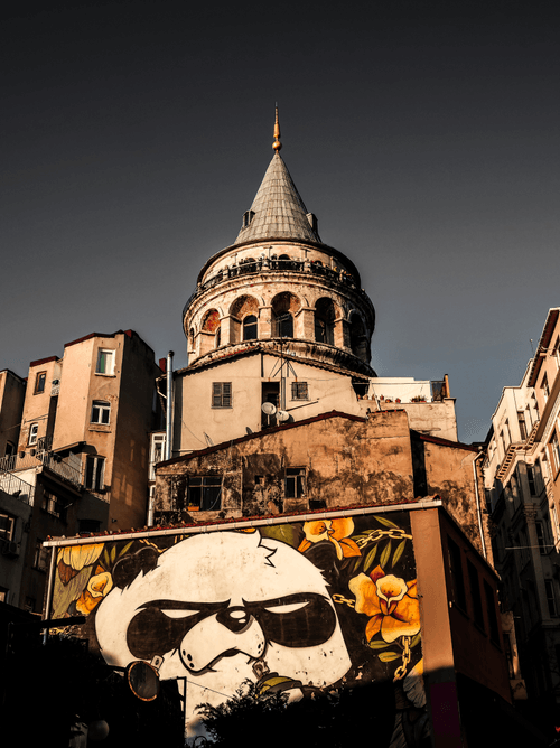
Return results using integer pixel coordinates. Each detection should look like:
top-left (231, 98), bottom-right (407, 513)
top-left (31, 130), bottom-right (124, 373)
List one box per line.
top-left (530, 338), bottom-right (534, 355)
top-left (272, 104), bottom-right (282, 153)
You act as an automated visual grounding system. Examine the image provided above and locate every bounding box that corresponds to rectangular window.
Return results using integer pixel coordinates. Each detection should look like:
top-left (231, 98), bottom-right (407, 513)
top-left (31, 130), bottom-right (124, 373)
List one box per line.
top-left (34, 539), bottom-right (48, 572)
top-left (212, 382), bottom-right (232, 408)
top-left (0, 513), bottom-right (15, 542)
top-left (518, 412), bottom-right (528, 440)
top-left (285, 468), bottom-right (306, 498)
top-left (536, 522), bottom-right (547, 553)
top-left (28, 422), bottom-right (39, 446)
top-left (91, 400), bottom-right (111, 425)
top-left (96, 349), bottom-right (115, 375)
top-left (545, 580), bottom-right (558, 617)
top-left (447, 537), bottom-right (467, 611)
top-left (85, 455), bottom-right (105, 491)
top-left (42, 491), bottom-right (65, 520)
top-left (484, 580), bottom-right (500, 644)
top-left (187, 476), bottom-right (222, 511)
top-left (542, 375), bottom-right (550, 404)
top-left (291, 382), bottom-right (309, 400)
top-left (34, 372), bottom-right (46, 394)
top-left (550, 432), bottom-right (560, 474)
top-left (527, 466), bottom-right (536, 496)
top-left (467, 560), bottom-right (485, 629)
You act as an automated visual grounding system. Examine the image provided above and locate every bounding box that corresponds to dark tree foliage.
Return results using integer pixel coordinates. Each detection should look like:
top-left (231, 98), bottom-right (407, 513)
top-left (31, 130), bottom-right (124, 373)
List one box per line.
top-left (2, 633), bottom-right (183, 748)
top-left (197, 679), bottom-right (397, 748)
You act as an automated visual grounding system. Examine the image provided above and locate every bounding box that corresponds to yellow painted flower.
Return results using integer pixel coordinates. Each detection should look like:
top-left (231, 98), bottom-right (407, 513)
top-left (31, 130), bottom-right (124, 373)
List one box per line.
top-left (57, 544), bottom-right (104, 571)
top-left (298, 518), bottom-right (361, 560)
top-left (75, 572), bottom-right (113, 615)
top-left (349, 564), bottom-right (420, 643)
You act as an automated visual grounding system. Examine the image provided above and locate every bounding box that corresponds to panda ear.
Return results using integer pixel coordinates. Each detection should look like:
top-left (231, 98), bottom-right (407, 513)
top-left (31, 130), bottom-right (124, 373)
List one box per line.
top-left (112, 547), bottom-right (160, 588)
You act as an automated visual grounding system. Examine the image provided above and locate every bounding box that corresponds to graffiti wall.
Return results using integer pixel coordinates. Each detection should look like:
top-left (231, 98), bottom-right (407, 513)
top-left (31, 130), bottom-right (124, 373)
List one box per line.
top-left (51, 511), bottom-right (428, 745)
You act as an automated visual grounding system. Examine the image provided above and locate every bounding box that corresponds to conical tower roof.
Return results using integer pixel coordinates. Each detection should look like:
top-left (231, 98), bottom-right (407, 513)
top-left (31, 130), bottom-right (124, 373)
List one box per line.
top-left (234, 152), bottom-right (321, 245)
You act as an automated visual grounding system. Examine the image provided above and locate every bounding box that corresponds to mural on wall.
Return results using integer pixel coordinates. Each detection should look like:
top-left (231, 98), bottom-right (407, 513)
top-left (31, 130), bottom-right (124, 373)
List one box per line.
top-left (51, 511), bottom-right (428, 746)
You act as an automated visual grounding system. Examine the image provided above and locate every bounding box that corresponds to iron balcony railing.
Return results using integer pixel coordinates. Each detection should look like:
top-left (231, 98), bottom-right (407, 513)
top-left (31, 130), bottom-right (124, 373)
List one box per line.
top-left (0, 466), bottom-right (35, 504)
top-left (182, 258), bottom-right (362, 319)
top-left (0, 451), bottom-right (82, 490)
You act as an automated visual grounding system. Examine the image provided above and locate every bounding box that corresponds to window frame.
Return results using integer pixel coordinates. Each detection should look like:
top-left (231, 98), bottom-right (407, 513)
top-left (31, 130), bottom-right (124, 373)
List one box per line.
top-left (91, 400), bottom-right (111, 425)
top-left (242, 315), bottom-right (258, 341)
top-left (187, 476), bottom-right (222, 511)
top-left (285, 467), bottom-right (306, 499)
top-left (447, 536), bottom-right (467, 612)
top-left (95, 348), bottom-right (115, 376)
top-left (84, 455), bottom-right (105, 492)
top-left (28, 422), bottom-right (39, 446)
top-left (34, 372), bottom-right (47, 394)
top-left (0, 512), bottom-right (15, 542)
top-left (291, 382), bottom-right (309, 401)
top-left (212, 382), bottom-right (232, 408)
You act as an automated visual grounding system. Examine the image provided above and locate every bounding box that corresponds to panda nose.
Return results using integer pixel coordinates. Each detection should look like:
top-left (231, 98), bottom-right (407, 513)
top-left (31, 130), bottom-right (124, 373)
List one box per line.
top-left (216, 606), bottom-right (251, 633)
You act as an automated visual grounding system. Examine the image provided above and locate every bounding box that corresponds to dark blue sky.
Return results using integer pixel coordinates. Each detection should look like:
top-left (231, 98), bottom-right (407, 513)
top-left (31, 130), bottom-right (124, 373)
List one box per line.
top-left (2, 0), bottom-right (559, 442)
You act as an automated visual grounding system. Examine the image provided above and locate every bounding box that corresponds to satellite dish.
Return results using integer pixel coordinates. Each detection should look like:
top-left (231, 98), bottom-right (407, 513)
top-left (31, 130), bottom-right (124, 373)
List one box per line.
top-left (277, 410), bottom-right (290, 422)
top-left (261, 402), bottom-right (277, 415)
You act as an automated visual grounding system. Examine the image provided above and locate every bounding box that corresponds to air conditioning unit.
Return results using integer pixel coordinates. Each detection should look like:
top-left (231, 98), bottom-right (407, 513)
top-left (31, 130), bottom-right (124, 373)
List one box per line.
top-left (1, 540), bottom-right (19, 557)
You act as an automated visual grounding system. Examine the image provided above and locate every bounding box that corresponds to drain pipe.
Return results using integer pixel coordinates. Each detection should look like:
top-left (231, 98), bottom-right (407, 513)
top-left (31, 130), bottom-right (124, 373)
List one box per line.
top-left (473, 450), bottom-right (487, 560)
top-left (165, 350), bottom-right (174, 461)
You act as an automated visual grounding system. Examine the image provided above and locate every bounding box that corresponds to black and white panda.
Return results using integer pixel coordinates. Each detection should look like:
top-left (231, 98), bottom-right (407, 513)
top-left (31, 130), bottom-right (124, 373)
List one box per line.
top-left (95, 530), bottom-right (351, 736)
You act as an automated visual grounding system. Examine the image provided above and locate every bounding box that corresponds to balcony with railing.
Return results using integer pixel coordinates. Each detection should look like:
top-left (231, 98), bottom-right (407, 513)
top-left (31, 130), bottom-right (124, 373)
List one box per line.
top-left (0, 467), bottom-right (35, 504)
top-left (0, 450), bottom-right (82, 490)
top-left (183, 258), bottom-right (363, 318)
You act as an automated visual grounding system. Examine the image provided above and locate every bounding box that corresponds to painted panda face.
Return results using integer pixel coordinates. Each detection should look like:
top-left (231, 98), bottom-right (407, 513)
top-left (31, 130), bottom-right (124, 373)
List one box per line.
top-left (95, 531), bottom-right (351, 732)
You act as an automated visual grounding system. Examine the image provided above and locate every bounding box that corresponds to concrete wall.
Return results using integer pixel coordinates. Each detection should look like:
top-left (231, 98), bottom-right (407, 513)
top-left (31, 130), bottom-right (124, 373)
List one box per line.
top-left (0, 370), bottom-right (26, 458)
top-left (173, 353), bottom-right (459, 455)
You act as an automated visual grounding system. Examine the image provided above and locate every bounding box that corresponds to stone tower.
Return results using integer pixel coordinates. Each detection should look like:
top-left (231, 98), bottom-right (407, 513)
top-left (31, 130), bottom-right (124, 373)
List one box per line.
top-left (183, 112), bottom-right (375, 379)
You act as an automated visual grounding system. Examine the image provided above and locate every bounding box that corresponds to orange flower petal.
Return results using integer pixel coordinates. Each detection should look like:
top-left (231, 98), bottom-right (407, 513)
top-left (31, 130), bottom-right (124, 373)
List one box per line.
top-left (337, 538), bottom-right (362, 558)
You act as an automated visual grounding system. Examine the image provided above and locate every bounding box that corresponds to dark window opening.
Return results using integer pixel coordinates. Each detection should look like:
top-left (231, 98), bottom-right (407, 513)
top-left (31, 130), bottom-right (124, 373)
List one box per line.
top-left (285, 468), bottom-right (306, 498)
top-left (447, 537), bottom-right (467, 611)
top-left (291, 382), bottom-right (308, 400)
top-left (261, 383), bottom-right (279, 429)
top-left (272, 312), bottom-right (293, 338)
top-left (315, 299), bottom-right (335, 346)
top-left (187, 476), bottom-right (222, 511)
top-left (467, 560), bottom-right (485, 629)
top-left (85, 455), bottom-right (105, 491)
top-left (243, 315), bottom-right (258, 340)
top-left (484, 580), bottom-right (500, 643)
top-left (35, 372), bottom-right (46, 394)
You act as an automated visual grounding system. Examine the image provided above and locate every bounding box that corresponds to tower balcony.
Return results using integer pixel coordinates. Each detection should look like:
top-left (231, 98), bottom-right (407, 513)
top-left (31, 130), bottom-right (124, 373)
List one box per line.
top-left (182, 257), bottom-right (368, 321)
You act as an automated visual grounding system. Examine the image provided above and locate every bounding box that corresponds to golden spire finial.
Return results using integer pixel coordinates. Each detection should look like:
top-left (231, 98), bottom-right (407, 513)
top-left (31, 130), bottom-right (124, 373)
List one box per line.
top-left (272, 104), bottom-right (282, 152)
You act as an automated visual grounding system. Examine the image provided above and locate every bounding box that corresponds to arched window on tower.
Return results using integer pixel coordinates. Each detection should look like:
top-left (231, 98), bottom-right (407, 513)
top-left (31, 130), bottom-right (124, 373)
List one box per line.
top-left (350, 314), bottom-right (368, 362)
top-left (243, 315), bottom-right (258, 340)
top-left (315, 298), bottom-right (336, 346)
top-left (271, 292), bottom-right (299, 339)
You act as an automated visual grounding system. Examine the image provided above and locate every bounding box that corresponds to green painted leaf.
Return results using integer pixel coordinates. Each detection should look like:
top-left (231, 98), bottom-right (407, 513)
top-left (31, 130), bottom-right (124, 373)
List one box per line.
top-left (378, 651), bottom-right (401, 662)
top-left (363, 545), bottom-right (377, 571)
top-left (410, 632), bottom-right (422, 648)
top-left (368, 640), bottom-right (391, 649)
top-left (375, 516), bottom-right (399, 529)
top-left (380, 541), bottom-right (392, 568)
top-left (261, 525), bottom-right (296, 548)
top-left (392, 540), bottom-right (406, 567)
top-left (120, 541), bottom-right (133, 557)
top-left (110, 545), bottom-right (116, 564)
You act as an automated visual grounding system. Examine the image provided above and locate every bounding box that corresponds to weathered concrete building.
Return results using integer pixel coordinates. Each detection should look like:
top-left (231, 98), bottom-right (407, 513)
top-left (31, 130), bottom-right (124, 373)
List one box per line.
top-left (0, 369), bottom-right (26, 459)
top-left (485, 307), bottom-right (560, 732)
top-left (0, 329), bottom-right (162, 611)
top-left (157, 409), bottom-right (490, 560)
